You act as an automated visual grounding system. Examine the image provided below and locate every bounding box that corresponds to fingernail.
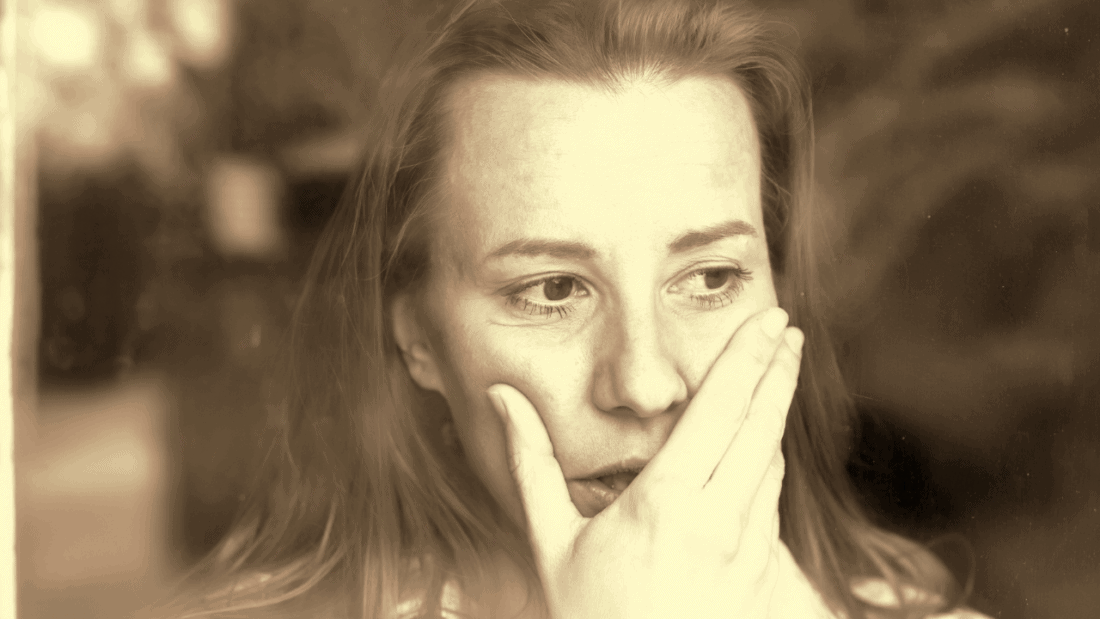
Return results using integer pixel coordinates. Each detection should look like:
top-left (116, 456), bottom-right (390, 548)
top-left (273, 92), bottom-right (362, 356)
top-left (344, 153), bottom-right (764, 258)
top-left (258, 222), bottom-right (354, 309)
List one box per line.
top-left (784, 327), bottom-right (805, 353)
top-left (761, 308), bottom-right (789, 339)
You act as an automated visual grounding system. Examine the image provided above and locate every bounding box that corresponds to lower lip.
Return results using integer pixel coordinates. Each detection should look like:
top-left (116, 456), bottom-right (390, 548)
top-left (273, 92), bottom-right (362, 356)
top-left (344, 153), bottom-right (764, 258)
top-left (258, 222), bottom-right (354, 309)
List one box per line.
top-left (566, 478), bottom-right (623, 518)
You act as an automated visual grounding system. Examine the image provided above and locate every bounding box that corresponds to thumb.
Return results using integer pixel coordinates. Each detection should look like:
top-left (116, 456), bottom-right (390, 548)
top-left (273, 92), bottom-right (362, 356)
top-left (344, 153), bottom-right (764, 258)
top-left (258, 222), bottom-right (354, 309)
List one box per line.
top-left (488, 384), bottom-right (583, 557)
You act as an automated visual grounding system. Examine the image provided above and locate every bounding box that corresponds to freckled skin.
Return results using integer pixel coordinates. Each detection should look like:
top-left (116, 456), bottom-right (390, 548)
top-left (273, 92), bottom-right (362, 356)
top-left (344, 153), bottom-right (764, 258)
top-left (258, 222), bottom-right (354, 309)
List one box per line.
top-left (406, 74), bottom-right (779, 523)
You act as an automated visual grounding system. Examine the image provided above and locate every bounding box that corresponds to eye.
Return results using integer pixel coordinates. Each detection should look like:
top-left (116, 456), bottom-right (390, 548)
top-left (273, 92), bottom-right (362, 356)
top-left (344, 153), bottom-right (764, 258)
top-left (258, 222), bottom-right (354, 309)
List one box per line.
top-left (505, 275), bottom-right (591, 318)
top-left (701, 269), bottom-right (731, 290)
top-left (542, 277), bottom-right (575, 301)
top-left (670, 266), bottom-right (753, 309)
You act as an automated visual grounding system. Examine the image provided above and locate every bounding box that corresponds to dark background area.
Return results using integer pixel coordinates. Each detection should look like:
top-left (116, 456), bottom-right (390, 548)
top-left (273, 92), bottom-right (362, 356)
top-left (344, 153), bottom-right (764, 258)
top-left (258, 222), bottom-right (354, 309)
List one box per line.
top-left (20, 1), bottom-right (1099, 618)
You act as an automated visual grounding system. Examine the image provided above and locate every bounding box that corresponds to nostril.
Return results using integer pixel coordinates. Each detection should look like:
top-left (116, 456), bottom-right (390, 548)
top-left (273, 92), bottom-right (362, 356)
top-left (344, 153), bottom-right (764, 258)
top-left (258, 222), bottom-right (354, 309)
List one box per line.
top-left (592, 323), bottom-right (688, 417)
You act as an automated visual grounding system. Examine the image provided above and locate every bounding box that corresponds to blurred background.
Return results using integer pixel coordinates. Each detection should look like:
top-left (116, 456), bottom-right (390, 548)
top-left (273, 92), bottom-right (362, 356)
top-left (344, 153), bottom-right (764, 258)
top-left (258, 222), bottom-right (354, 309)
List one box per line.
top-left (11, 0), bottom-right (1099, 617)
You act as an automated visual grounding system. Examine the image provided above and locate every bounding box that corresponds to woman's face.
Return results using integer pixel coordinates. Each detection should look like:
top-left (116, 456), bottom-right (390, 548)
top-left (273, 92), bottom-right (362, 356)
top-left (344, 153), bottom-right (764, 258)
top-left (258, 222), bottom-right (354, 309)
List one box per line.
top-left (395, 73), bottom-right (778, 522)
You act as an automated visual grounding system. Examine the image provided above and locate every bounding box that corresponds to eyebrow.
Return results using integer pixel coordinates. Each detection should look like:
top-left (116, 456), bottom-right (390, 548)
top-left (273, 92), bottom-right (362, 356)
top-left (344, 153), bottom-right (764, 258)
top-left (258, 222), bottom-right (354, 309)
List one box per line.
top-left (486, 238), bottom-right (596, 261)
top-left (485, 218), bottom-right (758, 262)
top-left (667, 219), bottom-right (758, 253)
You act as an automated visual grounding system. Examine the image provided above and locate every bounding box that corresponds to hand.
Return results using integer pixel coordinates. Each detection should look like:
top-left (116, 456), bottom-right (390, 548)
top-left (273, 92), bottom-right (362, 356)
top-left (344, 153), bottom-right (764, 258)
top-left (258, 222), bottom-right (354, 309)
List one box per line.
top-left (488, 308), bottom-right (835, 619)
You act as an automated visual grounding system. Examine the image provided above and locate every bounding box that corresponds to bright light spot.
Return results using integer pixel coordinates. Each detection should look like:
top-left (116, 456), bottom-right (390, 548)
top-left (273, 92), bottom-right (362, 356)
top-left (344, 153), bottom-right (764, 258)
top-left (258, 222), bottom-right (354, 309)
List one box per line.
top-left (206, 157), bottom-right (286, 259)
top-left (168, 0), bottom-right (231, 69)
top-left (32, 4), bottom-right (102, 70)
top-left (123, 30), bottom-right (174, 88)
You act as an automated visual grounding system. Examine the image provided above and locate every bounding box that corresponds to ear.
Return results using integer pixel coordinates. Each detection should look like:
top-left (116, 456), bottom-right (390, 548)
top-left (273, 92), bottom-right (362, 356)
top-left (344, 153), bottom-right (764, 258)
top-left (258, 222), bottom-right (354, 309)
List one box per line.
top-left (391, 293), bottom-right (447, 396)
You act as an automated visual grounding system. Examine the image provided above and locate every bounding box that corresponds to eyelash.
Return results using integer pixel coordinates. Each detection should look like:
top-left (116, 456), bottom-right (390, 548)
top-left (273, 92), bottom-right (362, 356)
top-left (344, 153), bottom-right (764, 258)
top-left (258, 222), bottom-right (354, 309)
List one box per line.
top-left (685, 266), bottom-right (754, 310)
top-left (508, 297), bottom-right (576, 318)
top-left (505, 266), bottom-right (753, 319)
top-left (505, 276), bottom-right (588, 318)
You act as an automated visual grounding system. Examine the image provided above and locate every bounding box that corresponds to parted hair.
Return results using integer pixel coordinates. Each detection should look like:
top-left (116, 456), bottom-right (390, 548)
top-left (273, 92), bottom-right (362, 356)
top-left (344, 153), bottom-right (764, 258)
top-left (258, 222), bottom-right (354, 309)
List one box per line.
top-left (163, 1), bottom-right (960, 618)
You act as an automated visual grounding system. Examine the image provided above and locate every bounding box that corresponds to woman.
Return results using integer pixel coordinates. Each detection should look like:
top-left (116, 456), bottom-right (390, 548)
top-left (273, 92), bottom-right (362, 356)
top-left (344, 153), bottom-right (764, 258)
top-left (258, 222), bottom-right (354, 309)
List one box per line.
top-left (163, 0), bottom-right (987, 617)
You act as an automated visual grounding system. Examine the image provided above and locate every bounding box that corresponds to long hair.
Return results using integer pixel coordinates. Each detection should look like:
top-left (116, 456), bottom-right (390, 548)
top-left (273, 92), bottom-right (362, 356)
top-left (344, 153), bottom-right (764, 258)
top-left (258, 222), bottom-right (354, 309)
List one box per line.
top-left (164, 1), bottom-right (960, 617)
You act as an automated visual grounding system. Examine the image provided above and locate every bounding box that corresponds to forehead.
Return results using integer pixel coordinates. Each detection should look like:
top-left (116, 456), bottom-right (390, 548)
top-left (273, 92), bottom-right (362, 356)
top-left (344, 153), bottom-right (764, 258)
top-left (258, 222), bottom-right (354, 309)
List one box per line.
top-left (438, 73), bottom-right (762, 261)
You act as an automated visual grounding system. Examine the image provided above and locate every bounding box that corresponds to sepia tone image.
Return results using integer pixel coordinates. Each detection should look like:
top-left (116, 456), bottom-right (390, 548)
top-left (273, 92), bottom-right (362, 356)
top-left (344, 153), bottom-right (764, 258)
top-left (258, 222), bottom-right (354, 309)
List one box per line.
top-left (4, 0), bottom-right (1098, 618)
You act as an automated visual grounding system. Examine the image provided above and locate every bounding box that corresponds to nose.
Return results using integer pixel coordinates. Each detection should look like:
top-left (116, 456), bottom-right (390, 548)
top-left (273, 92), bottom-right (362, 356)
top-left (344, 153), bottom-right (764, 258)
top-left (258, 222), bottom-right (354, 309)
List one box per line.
top-left (592, 305), bottom-right (688, 419)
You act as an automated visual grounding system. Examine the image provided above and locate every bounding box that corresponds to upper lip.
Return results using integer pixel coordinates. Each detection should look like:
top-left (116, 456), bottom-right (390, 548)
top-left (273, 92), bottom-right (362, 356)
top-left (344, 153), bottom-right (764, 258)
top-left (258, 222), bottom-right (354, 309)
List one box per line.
top-left (574, 457), bottom-right (651, 481)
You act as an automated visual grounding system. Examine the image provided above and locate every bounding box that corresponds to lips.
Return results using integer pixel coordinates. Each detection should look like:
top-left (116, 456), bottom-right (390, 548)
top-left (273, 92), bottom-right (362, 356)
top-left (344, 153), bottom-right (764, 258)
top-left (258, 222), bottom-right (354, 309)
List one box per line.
top-left (598, 470), bottom-right (639, 492)
top-left (566, 465), bottom-right (644, 517)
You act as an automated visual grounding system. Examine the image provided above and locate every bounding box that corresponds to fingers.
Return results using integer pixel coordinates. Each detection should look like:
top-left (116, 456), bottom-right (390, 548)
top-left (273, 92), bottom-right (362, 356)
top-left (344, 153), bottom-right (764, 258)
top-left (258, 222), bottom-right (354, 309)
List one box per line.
top-left (646, 307), bottom-right (790, 490)
top-left (708, 326), bottom-right (802, 502)
top-left (715, 448), bottom-right (785, 615)
top-left (487, 384), bottom-right (583, 560)
top-left (730, 447), bottom-right (785, 551)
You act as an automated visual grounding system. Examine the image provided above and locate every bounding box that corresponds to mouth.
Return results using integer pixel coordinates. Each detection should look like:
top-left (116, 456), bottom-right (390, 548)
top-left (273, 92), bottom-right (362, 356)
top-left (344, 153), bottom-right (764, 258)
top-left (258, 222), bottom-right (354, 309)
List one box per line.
top-left (566, 462), bottom-right (646, 518)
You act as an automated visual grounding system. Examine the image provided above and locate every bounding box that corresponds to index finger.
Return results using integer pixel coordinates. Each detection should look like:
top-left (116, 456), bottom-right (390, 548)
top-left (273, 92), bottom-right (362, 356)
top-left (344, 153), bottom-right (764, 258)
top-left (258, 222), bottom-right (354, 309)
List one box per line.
top-left (707, 326), bottom-right (803, 507)
top-left (642, 307), bottom-right (789, 490)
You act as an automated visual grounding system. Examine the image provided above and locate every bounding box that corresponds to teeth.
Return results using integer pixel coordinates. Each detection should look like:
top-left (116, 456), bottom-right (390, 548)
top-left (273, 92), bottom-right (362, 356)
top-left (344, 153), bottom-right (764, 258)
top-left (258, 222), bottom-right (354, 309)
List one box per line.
top-left (599, 471), bottom-right (639, 492)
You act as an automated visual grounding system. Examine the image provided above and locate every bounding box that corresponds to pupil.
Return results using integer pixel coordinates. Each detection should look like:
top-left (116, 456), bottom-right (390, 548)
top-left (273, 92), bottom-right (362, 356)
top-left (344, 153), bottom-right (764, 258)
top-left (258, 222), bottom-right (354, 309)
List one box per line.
top-left (543, 277), bottom-right (573, 301)
top-left (703, 270), bottom-right (729, 290)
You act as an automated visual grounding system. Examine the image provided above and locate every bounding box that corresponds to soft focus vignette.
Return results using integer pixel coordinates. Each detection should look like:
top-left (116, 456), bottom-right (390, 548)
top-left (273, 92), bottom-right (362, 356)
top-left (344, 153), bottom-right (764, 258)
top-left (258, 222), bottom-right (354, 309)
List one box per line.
top-left (12, 0), bottom-right (1099, 618)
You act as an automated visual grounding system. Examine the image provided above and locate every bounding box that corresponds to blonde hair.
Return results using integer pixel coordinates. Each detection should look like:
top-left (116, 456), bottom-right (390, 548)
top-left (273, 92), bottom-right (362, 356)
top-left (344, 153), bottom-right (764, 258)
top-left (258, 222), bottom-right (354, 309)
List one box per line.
top-left (161, 1), bottom-right (961, 617)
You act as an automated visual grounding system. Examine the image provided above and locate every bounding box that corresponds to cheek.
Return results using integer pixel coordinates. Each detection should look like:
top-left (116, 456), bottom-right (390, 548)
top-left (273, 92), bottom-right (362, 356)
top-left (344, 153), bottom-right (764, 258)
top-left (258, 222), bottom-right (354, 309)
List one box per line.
top-left (433, 313), bottom-right (594, 512)
top-left (674, 269), bottom-right (779, 386)
top-left (445, 327), bottom-right (590, 446)
top-left (429, 333), bottom-right (519, 514)
top-left (422, 262), bottom-right (777, 515)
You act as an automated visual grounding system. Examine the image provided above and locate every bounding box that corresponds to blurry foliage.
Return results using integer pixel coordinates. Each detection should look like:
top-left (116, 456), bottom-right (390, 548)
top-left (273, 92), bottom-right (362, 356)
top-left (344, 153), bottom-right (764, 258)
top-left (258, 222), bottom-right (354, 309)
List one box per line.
top-left (226, 0), bottom-right (449, 153)
top-left (778, 1), bottom-right (1100, 614)
top-left (799, 0), bottom-right (1099, 480)
top-left (33, 0), bottom-right (1099, 616)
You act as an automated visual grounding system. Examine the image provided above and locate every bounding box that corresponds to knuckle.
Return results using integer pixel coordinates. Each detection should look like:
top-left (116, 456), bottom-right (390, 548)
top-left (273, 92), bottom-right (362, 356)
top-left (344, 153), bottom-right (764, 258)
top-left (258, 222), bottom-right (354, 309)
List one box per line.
top-left (774, 347), bottom-right (802, 376)
top-left (736, 509), bottom-right (753, 539)
top-left (510, 453), bottom-right (553, 489)
top-left (509, 457), bottom-right (531, 488)
top-left (748, 343), bottom-right (775, 368)
top-left (717, 527), bottom-right (745, 561)
top-left (767, 457), bottom-right (786, 484)
top-left (764, 421), bottom-right (785, 446)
